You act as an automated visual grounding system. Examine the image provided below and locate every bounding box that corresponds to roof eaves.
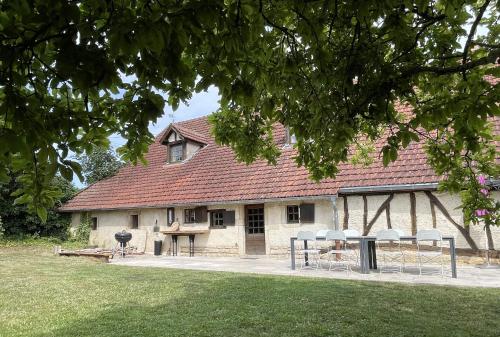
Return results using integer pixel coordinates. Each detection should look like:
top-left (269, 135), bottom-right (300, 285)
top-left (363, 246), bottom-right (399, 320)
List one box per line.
top-left (58, 194), bottom-right (338, 212)
top-left (338, 182), bottom-right (439, 194)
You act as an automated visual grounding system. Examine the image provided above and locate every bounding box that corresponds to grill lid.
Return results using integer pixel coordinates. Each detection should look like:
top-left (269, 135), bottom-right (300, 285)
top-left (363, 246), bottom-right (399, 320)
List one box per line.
top-left (115, 230), bottom-right (132, 244)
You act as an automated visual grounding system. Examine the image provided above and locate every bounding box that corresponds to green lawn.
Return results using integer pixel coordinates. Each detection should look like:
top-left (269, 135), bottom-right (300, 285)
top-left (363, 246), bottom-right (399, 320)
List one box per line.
top-left (1, 247), bottom-right (499, 337)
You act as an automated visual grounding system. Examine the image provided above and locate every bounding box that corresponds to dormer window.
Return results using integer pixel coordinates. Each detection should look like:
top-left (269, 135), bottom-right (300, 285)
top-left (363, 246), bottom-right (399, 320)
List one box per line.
top-left (169, 143), bottom-right (184, 163)
top-left (161, 125), bottom-right (207, 164)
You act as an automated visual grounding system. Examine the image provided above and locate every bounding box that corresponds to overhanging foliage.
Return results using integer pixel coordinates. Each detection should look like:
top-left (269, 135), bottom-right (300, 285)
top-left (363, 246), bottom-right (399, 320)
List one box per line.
top-left (0, 0), bottom-right (498, 224)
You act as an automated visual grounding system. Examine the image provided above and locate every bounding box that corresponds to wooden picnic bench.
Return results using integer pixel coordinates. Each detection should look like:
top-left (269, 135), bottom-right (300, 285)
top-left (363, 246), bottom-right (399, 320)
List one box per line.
top-left (58, 250), bottom-right (113, 263)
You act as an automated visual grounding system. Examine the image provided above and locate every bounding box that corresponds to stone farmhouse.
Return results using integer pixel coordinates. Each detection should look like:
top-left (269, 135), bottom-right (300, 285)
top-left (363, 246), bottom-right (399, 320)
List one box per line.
top-left (60, 112), bottom-right (500, 256)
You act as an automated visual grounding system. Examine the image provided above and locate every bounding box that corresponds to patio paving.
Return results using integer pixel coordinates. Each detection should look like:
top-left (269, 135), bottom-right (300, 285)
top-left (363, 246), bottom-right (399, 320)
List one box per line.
top-left (110, 254), bottom-right (500, 288)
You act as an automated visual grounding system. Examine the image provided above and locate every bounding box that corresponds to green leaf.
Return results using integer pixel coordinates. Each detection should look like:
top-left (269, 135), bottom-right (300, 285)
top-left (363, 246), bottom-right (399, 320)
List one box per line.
top-left (36, 206), bottom-right (48, 223)
top-left (59, 165), bottom-right (73, 181)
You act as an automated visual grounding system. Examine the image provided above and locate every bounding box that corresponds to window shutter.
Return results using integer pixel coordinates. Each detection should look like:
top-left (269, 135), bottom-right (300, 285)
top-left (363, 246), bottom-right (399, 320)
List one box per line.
top-left (223, 210), bottom-right (236, 225)
top-left (300, 203), bottom-right (315, 223)
top-left (167, 207), bottom-right (175, 226)
top-left (195, 206), bottom-right (208, 223)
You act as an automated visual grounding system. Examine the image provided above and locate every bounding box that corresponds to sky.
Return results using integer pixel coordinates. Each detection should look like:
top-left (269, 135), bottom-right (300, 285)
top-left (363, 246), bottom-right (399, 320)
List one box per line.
top-left (109, 85), bottom-right (220, 149)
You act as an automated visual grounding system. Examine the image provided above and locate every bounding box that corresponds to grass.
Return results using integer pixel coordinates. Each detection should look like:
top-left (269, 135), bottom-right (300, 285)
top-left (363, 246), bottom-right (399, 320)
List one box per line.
top-left (1, 247), bottom-right (499, 337)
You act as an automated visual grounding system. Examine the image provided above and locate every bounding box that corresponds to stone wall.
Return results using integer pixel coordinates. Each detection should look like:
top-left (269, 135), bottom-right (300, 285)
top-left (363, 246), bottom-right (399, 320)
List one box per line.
top-left (72, 204), bottom-right (245, 255)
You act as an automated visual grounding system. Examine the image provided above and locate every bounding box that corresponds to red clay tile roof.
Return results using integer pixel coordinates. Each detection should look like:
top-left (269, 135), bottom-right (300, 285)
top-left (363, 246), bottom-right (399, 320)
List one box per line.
top-left (163, 123), bottom-right (211, 145)
top-left (60, 114), bottom-right (499, 211)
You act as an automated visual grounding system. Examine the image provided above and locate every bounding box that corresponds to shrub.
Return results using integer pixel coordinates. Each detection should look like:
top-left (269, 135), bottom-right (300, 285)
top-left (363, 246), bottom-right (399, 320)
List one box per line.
top-left (0, 216), bottom-right (4, 238)
top-left (72, 214), bottom-right (91, 243)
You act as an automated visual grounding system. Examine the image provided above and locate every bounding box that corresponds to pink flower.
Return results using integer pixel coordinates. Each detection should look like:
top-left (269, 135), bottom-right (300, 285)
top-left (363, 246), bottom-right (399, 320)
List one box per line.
top-left (480, 188), bottom-right (489, 196)
top-left (475, 209), bottom-right (489, 217)
top-left (477, 175), bottom-right (486, 185)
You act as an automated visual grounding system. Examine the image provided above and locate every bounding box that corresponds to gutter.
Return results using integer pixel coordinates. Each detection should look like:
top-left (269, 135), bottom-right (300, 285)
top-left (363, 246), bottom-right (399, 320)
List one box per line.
top-left (338, 182), bottom-right (439, 194)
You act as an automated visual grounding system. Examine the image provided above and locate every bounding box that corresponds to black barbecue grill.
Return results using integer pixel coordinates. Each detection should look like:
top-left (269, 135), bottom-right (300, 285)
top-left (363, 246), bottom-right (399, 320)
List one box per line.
top-left (114, 230), bottom-right (132, 257)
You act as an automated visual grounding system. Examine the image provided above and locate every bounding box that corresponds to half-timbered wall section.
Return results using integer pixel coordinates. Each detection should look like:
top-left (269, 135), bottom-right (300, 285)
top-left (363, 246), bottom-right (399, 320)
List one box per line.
top-left (338, 191), bottom-right (500, 252)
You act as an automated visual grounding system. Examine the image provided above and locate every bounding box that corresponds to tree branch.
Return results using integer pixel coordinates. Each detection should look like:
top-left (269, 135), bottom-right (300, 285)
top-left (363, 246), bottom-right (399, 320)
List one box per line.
top-left (462, 0), bottom-right (491, 79)
top-left (404, 50), bottom-right (499, 77)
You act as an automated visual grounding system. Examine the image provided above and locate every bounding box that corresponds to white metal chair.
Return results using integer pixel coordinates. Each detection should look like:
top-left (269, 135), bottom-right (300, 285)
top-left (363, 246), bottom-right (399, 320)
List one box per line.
top-left (296, 231), bottom-right (321, 269)
top-left (316, 229), bottom-right (329, 238)
top-left (391, 228), bottom-right (407, 269)
top-left (324, 230), bottom-right (353, 272)
top-left (376, 229), bottom-right (405, 273)
top-left (342, 229), bottom-right (360, 267)
top-left (392, 228), bottom-right (405, 237)
top-left (314, 229), bottom-right (330, 262)
top-left (416, 229), bottom-right (445, 276)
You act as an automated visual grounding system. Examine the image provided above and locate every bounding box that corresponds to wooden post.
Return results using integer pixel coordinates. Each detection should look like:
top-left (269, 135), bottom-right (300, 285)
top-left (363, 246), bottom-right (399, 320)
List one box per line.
top-left (430, 199), bottom-right (437, 246)
top-left (430, 199), bottom-right (437, 229)
top-left (343, 196), bottom-right (349, 230)
top-left (363, 195), bottom-right (368, 235)
top-left (410, 192), bottom-right (417, 236)
top-left (386, 202), bottom-right (392, 229)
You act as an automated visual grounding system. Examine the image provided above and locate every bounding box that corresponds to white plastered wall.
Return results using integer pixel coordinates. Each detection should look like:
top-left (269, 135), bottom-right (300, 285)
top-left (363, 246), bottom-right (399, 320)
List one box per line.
top-left (72, 204), bottom-right (244, 255)
top-left (80, 208), bottom-right (170, 253)
top-left (265, 199), bottom-right (335, 256)
top-left (173, 204), bottom-right (244, 256)
top-left (185, 141), bottom-right (201, 160)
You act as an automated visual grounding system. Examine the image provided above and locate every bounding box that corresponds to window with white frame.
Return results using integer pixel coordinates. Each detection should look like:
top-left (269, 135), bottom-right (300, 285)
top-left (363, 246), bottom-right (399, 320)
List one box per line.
top-left (169, 144), bottom-right (183, 162)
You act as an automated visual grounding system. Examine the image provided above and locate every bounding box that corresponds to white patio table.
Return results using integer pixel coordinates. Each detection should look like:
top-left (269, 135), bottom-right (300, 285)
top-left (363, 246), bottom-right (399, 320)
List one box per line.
top-left (290, 234), bottom-right (457, 278)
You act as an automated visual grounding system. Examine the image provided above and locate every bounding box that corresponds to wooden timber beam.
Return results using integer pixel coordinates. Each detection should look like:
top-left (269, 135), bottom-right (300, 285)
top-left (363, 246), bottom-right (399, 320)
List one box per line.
top-left (363, 194), bottom-right (394, 236)
top-left (424, 191), bottom-right (478, 251)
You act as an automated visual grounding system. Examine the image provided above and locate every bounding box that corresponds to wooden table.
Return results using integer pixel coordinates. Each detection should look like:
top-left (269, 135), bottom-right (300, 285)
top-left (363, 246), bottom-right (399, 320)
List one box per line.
top-left (290, 235), bottom-right (457, 278)
top-left (160, 230), bottom-right (209, 257)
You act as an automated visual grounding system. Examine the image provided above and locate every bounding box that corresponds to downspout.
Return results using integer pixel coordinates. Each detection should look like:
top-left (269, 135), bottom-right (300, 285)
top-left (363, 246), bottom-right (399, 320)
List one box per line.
top-left (331, 195), bottom-right (339, 230)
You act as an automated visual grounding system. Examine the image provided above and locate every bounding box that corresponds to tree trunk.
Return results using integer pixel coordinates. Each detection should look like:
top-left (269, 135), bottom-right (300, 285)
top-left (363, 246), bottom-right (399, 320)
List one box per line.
top-left (485, 224), bottom-right (495, 250)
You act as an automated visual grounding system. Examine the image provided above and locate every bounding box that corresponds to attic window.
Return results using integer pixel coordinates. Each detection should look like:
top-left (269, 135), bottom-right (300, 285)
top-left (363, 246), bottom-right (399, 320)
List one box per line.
top-left (169, 143), bottom-right (183, 162)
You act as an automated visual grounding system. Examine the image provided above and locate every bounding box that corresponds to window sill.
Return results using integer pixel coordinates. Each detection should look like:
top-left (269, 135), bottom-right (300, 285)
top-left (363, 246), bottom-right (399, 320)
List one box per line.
top-left (210, 225), bottom-right (227, 229)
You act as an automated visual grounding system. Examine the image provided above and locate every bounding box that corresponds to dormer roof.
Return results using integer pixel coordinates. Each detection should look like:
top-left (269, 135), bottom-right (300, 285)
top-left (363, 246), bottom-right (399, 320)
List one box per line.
top-left (159, 123), bottom-right (209, 146)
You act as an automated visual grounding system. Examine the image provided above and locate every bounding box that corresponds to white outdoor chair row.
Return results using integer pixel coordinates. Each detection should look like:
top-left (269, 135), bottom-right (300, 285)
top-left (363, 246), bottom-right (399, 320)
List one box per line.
top-left (296, 229), bottom-right (360, 272)
top-left (296, 229), bottom-right (446, 276)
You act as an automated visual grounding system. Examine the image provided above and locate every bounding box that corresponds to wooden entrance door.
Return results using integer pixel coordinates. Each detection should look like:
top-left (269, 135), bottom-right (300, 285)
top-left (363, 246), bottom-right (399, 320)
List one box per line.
top-left (245, 204), bottom-right (265, 255)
